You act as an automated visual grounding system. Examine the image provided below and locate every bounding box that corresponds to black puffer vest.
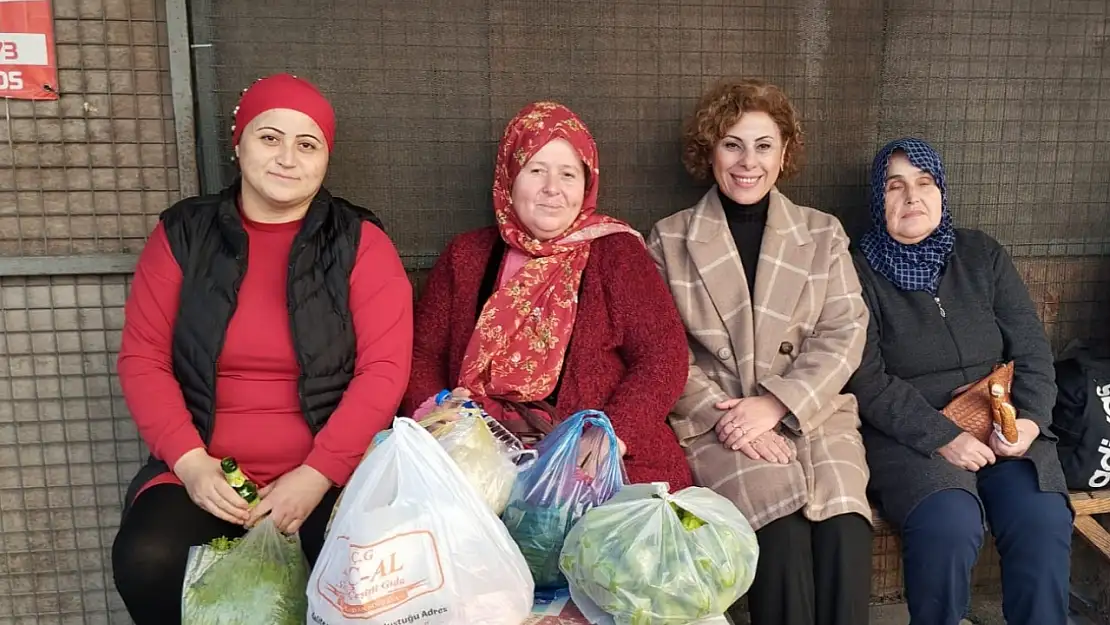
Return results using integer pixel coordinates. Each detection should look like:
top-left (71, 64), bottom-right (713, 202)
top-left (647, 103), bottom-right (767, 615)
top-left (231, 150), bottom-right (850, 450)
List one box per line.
top-left (123, 181), bottom-right (384, 510)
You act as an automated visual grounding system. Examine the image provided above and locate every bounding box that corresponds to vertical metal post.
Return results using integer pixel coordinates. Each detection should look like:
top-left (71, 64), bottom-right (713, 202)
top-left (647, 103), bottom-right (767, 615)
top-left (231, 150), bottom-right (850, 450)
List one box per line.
top-left (187, 0), bottom-right (227, 194)
top-left (165, 0), bottom-right (199, 198)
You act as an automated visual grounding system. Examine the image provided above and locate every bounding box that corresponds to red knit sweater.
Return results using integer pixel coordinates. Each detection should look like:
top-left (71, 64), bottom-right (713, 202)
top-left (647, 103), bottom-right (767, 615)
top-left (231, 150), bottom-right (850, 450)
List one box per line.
top-left (119, 217), bottom-right (412, 498)
top-left (404, 227), bottom-right (693, 490)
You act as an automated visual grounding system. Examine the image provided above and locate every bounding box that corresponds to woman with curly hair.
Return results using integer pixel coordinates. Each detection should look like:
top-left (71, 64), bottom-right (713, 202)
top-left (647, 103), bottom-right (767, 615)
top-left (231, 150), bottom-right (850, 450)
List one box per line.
top-left (648, 79), bottom-right (872, 625)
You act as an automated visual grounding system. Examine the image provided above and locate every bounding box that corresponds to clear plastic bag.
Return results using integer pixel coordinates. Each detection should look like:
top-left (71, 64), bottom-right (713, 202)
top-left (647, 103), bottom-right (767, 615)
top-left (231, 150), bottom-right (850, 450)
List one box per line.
top-left (558, 483), bottom-right (759, 625)
top-left (422, 409), bottom-right (533, 515)
top-left (181, 518), bottom-right (309, 625)
top-left (500, 410), bottom-right (626, 591)
top-left (308, 417), bottom-right (534, 625)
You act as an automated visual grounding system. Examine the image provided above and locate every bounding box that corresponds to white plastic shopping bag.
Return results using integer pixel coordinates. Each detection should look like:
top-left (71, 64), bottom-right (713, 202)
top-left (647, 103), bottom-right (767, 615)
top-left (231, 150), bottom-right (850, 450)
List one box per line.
top-left (307, 417), bottom-right (534, 625)
top-left (559, 483), bottom-right (758, 625)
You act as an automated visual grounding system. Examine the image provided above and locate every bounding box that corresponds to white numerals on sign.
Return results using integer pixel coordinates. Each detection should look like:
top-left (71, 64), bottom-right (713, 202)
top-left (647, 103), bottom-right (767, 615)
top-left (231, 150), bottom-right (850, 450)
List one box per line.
top-left (0, 70), bottom-right (24, 90)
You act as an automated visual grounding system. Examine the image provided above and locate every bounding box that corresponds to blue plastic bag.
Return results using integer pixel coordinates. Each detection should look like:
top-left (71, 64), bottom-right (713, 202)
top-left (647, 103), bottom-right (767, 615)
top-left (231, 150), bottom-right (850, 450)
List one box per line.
top-left (500, 410), bottom-right (626, 591)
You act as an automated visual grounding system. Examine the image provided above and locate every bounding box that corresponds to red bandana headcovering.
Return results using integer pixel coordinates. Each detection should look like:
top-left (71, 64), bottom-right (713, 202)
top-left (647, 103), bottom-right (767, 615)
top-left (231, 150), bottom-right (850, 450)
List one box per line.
top-left (231, 73), bottom-right (336, 150)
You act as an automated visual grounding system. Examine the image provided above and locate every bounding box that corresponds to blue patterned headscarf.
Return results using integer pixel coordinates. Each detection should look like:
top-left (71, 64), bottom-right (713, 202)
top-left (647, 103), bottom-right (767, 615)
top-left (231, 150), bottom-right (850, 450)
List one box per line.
top-left (859, 138), bottom-right (955, 294)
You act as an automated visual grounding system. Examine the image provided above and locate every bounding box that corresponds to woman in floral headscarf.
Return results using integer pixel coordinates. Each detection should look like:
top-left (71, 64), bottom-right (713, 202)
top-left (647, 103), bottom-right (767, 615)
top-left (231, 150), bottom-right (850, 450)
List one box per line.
top-left (403, 101), bottom-right (693, 489)
top-left (847, 138), bottom-right (1072, 625)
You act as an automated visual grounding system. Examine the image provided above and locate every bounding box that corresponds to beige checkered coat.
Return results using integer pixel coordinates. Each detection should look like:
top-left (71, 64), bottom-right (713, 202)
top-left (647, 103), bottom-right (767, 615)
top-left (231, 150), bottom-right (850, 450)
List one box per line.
top-left (648, 187), bottom-right (872, 531)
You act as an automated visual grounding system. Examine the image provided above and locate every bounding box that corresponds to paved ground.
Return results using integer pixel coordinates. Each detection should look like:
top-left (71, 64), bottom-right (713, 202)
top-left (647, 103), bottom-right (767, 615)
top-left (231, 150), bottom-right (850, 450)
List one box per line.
top-left (728, 597), bottom-right (1101, 624)
top-left (868, 598), bottom-right (1100, 625)
top-left (866, 602), bottom-right (974, 625)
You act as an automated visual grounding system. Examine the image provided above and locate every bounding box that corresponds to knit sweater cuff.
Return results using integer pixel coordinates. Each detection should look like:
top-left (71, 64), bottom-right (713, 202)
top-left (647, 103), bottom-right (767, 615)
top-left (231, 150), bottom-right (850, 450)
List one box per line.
top-left (160, 428), bottom-right (206, 472)
top-left (303, 448), bottom-right (350, 487)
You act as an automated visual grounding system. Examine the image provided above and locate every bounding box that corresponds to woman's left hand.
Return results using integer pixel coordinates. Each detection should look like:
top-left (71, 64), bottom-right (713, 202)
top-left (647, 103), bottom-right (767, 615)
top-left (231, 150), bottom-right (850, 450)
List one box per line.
top-left (246, 465), bottom-right (332, 534)
top-left (715, 395), bottom-right (790, 450)
top-left (990, 418), bottom-right (1040, 458)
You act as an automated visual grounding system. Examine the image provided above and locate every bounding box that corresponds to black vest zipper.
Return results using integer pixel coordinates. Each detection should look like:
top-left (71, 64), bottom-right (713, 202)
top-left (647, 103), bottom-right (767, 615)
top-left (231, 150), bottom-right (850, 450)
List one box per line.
top-left (287, 242), bottom-right (311, 427)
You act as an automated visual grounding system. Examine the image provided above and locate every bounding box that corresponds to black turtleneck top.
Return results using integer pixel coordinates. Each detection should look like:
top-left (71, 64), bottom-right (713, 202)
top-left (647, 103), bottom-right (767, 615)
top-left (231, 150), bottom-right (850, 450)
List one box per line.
top-left (719, 187), bottom-right (770, 298)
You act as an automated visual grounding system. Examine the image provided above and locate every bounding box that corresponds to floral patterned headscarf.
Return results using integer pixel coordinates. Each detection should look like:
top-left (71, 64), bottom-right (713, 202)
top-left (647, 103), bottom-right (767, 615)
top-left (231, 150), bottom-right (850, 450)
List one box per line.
top-left (458, 101), bottom-right (640, 402)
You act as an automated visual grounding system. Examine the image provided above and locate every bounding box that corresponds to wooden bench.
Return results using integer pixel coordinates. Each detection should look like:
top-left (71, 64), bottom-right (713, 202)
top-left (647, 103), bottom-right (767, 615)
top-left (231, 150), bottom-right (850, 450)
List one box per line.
top-left (1071, 491), bottom-right (1110, 559)
top-left (869, 490), bottom-right (1110, 604)
top-left (869, 506), bottom-right (999, 603)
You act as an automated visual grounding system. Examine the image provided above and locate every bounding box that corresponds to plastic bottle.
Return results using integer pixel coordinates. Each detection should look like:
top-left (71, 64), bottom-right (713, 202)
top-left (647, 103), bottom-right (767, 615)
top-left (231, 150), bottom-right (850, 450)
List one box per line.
top-left (433, 389), bottom-right (483, 420)
top-left (434, 389), bottom-right (533, 459)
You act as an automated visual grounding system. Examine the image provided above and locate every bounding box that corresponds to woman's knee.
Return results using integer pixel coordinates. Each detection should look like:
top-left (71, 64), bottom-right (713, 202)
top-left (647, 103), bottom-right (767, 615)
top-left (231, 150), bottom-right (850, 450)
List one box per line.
top-left (815, 512), bottom-right (873, 550)
top-left (993, 491), bottom-right (1073, 546)
top-left (903, 489), bottom-right (984, 552)
top-left (111, 485), bottom-right (218, 598)
top-left (1026, 493), bottom-right (1073, 536)
top-left (823, 511), bottom-right (873, 535)
top-left (112, 518), bottom-right (185, 592)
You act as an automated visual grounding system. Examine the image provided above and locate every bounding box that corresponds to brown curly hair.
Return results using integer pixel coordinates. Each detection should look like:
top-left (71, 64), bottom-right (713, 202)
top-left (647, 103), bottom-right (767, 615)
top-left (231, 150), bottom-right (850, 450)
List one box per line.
top-left (682, 79), bottom-right (805, 182)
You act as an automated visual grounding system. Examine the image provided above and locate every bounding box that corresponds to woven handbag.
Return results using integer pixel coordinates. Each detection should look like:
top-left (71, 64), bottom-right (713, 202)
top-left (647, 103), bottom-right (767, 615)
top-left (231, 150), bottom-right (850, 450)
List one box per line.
top-left (941, 361), bottom-right (1020, 444)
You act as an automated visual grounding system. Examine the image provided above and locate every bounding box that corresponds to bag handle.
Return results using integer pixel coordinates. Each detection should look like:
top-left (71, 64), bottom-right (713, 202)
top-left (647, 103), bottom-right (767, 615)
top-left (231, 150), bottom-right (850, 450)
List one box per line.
top-left (563, 409), bottom-right (622, 473)
top-left (361, 418), bottom-right (467, 504)
top-left (494, 398), bottom-right (559, 436)
top-left (507, 448), bottom-right (539, 467)
top-left (574, 409), bottom-right (619, 438)
top-left (421, 407), bottom-right (540, 467)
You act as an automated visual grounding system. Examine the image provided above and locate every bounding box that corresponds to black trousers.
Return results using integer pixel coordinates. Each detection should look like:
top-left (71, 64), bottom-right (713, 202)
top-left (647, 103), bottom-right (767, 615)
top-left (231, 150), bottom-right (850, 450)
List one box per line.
top-left (733, 511), bottom-right (873, 625)
top-left (111, 483), bottom-right (341, 625)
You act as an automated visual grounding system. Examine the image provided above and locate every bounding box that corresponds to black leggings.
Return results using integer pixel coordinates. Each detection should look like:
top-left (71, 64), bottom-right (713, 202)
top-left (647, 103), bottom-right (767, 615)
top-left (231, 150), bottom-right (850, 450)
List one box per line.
top-left (738, 511), bottom-right (873, 625)
top-left (112, 483), bottom-right (341, 625)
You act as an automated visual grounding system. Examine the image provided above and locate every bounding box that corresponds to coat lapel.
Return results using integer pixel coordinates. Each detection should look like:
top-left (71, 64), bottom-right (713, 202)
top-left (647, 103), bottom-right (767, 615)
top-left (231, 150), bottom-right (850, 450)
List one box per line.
top-left (751, 190), bottom-right (815, 379)
top-left (685, 189), bottom-right (756, 392)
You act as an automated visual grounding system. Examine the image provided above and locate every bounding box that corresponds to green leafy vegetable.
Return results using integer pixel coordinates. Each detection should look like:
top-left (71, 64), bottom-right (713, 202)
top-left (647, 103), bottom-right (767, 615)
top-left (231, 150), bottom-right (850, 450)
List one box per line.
top-left (502, 499), bottom-right (576, 589)
top-left (206, 536), bottom-right (241, 553)
top-left (182, 519), bottom-right (309, 625)
top-left (560, 487), bottom-right (759, 624)
top-left (667, 500), bottom-right (706, 531)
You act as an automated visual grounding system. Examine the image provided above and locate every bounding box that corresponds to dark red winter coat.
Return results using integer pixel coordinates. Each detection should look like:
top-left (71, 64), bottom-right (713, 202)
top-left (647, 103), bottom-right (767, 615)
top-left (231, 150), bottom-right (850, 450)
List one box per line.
top-left (404, 227), bottom-right (694, 490)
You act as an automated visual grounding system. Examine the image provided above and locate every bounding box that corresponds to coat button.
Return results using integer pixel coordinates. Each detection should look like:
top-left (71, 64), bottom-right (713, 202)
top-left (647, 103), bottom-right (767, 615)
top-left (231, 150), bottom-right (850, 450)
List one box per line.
top-left (717, 347), bottom-right (732, 360)
top-left (779, 342), bottom-right (794, 355)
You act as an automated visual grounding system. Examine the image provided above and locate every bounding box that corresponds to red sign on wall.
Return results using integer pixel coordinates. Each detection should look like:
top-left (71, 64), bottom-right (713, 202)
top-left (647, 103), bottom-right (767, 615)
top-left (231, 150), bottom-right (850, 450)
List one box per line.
top-left (0, 0), bottom-right (58, 100)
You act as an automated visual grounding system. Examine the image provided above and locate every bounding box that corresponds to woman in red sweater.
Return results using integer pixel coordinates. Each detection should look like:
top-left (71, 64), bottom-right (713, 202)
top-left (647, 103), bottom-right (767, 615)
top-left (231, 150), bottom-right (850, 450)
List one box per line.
top-left (111, 74), bottom-right (412, 624)
top-left (404, 101), bottom-right (692, 489)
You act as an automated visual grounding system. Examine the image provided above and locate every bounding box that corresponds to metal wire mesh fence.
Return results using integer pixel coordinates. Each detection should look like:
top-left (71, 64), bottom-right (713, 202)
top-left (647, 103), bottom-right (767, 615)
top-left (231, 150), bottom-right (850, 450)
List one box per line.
top-left (1, 0), bottom-right (173, 621)
top-left (0, 0), bottom-right (1108, 623)
top-left (193, 0), bottom-right (1110, 261)
top-left (197, 0), bottom-right (891, 266)
top-left (877, 0), bottom-right (1110, 257)
top-left (0, 275), bottom-right (136, 625)
top-left (1, 0), bottom-right (178, 259)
